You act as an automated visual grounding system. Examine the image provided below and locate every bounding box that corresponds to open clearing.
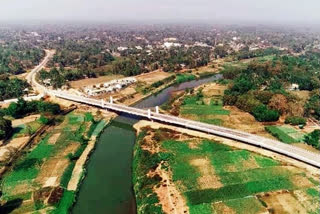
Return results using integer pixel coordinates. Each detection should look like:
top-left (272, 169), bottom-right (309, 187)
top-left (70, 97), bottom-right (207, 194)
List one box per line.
top-left (133, 121), bottom-right (320, 214)
top-left (136, 70), bottom-right (171, 84)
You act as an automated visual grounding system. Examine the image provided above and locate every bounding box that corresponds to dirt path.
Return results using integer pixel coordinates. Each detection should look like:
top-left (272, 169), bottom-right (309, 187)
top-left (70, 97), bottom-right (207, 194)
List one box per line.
top-left (154, 164), bottom-right (189, 214)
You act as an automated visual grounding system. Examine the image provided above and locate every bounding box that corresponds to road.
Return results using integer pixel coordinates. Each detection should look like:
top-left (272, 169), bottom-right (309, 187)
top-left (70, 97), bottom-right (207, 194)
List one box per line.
top-left (48, 91), bottom-right (320, 168)
top-left (0, 50), bottom-right (55, 105)
top-left (26, 49), bottom-right (55, 95)
top-left (27, 51), bottom-right (320, 168)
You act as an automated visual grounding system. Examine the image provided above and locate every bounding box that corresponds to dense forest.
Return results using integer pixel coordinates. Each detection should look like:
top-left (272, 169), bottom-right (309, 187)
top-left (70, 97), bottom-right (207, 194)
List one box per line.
top-left (0, 78), bottom-right (29, 101)
top-left (49, 40), bottom-right (114, 69)
top-left (0, 45), bottom-right (44, 75)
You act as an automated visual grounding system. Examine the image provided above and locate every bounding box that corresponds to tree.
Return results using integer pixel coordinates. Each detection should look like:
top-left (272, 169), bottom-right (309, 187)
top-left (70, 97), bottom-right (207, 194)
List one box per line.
top-left (0, 117), bottom-right (12, 140)
top-left (252, 104), bottom-right (280, 122)
top-left (304, 130), bottom-right (320, 149)
top-left (268, 94), bottom-right (288, 115)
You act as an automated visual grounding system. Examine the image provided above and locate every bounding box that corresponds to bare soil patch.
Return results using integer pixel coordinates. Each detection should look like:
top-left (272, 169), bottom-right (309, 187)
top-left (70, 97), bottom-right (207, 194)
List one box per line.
top-left (202, 83), bottom-right (227, 97)
top-left (12, 114), bottom-right (40, 127)
top-left (154, 164), bottom-right (189, 214)
top-left (47, 133), bottom-right (61, 145)
top-left (261, 191), bottom-right (306, 214)
top-left (212, 202), bottom-right (236, 214)
top-left (136, 70), bottom-right (171, 84)
top-left (190, 158), bottom-right (223, 189)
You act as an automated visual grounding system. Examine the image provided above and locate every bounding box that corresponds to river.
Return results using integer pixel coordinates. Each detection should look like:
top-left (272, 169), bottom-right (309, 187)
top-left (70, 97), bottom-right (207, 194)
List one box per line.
top-left (72, 74), bottom-right (222, 214)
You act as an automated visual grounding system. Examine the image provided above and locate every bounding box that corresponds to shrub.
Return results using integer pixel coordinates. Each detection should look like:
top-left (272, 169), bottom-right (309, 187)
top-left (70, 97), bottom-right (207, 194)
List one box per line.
top-left (0, 117), bottom-right (12, 140)
top-left (235, 94), bottom-right (261, 113)
top-left (39, 115), bottom-right (50, 125)
top-left (252, 104), bottom-right (279, 122)
top-left (175, 74), bottom-right (196, 84)
top-left (304, 130), bottom-right (320, 149)
top-left (285, 116), bottom-right (307, 126)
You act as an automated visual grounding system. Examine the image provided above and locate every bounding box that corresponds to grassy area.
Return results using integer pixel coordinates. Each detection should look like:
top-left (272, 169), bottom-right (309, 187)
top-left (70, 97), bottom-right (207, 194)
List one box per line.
top-left (178, 88), bottom-right (229, 127)
top-left (2, 135), bottom-right (53, 196)
top-left (133, 127), bottom-right (320, 214)
top-left (175, 73), bottom-right (196, 84)
top-left (181, 104), bottom-right (230, 115)
top-left (12, 120), bottom-right (43, 138)
top-left (265, 125), bottom-right (305, 144)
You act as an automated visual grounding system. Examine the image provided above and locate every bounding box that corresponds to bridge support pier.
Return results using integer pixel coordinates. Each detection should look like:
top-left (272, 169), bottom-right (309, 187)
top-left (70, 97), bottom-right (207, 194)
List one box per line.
top-left (148, 109), bottom-right (151, 119)
top-left (155, 106), bottom-right (159, 114)
top-left (101, 99), bottom-right (104, 107)
top-left (110, 96), bottom-right (113, 104)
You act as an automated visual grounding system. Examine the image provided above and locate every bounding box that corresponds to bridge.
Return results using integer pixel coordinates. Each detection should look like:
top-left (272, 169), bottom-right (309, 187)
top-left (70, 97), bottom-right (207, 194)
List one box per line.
top-left (26, 52), bottom-right (320, 168)
top-left (50, 90), bottom-right (320, 168)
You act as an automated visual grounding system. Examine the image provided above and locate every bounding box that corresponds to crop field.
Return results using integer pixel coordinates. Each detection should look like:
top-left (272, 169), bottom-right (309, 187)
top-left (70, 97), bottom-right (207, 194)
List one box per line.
top-left (134, 127), bottom-right (320, 214)
top-left (0, 111), bottom-right (101, 214)
top-left (265, 125), bottom-right (305, 144)
top-left (180, 91), bottom-right (229, 126)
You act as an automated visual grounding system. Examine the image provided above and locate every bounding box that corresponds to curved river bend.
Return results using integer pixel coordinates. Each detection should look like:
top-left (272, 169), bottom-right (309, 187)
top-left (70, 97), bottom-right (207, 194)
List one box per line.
top-left (72, 75), bottom-right (222, 214)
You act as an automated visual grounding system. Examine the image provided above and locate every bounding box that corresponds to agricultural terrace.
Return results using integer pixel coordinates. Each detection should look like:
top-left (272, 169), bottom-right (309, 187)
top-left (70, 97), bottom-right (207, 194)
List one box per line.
top-left (0, 111), bottom-right (106, 213)
top-left (133, 126), bottom-right (320, 214)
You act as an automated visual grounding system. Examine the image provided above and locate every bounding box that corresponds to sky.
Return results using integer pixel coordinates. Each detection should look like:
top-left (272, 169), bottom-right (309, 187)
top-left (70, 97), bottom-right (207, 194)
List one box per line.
top-left (1, 0), bottom-right (319, 24)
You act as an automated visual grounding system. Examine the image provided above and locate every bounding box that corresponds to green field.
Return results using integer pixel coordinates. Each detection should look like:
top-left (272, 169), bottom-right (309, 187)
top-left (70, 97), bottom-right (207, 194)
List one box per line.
top-left (265, 125), bottom-right (305, 144)
top-left (133, 127), bottom-right (320, 214)
top-left (180, 93), bottom-right (229, 126)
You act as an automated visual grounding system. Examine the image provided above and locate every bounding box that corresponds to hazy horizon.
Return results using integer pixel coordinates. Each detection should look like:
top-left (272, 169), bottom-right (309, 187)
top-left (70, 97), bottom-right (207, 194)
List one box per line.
top-left (1, 0), bottom-right (320, 25)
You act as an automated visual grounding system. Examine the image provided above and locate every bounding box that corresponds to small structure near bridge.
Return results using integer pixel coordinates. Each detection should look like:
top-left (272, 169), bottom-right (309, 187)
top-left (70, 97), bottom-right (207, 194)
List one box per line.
top-left (83, 77), bottom-right (137, 96)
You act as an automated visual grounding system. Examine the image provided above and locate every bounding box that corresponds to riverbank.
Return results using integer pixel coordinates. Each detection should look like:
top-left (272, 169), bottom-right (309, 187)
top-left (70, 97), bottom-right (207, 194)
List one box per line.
top-left (54, 112), bottom-right (113, 214)
top-left (0, 110), bottom-right (112, 214)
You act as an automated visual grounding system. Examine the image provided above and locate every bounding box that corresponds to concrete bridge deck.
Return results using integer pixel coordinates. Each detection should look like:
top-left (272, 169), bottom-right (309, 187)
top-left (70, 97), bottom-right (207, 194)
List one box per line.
top-left (51, 90), bottom-right (320, 168)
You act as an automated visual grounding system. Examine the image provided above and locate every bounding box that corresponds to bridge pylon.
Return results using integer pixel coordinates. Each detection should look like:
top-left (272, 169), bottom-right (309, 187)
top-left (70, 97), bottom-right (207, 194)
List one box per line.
top-left (148, 109), bottom-right (151, 119)
top-left (155, 106), bottom-right (159, 114)
top-left (110, 96), bottom-right (113, 104)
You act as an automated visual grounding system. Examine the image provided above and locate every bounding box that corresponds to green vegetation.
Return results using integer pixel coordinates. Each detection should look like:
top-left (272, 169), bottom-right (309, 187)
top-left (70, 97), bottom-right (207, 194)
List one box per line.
top-left (0, 111), bottom-right (101, 213)
top-left (180, 89), bottom-right (229, 126)
top-left (0, 46), bottom-right (44, 75)
top-left (265, 126), bottom-right (301, 144)
top-left (285, 116), bottom-right (307, 126)
top-left (186, 176), bottom-right (293, 204)
top-left (12, 120), bottom-right (42, 138)
top-left (53, 190), bottom-right (76, 214)
top-left (0, 78), bottom-right (29, 100)
top-left (39, 67), bottom-right (97, 89)
top-left (0, 117), bottom-right (12, 140)
top-left (134, 128), bottom-right (319, 214)
top-left (252, 104), bottom-right (279, 122)
top-left (1, 98), bottom-right (60, 119)
top-left (304, 129), bottom-right (320, 149)
top-left (224, 197), bottom-right (266, 214)
top-left (2, 135), bottom-right (53, 196)
top-left (305, 90), bottom-right (320, 120)
top-left (133, 130), bottom-right (164, 214)
top-left (222, 54), bottom-right (320, 122)
top-left (175, 74), bottom-right (196, 84)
